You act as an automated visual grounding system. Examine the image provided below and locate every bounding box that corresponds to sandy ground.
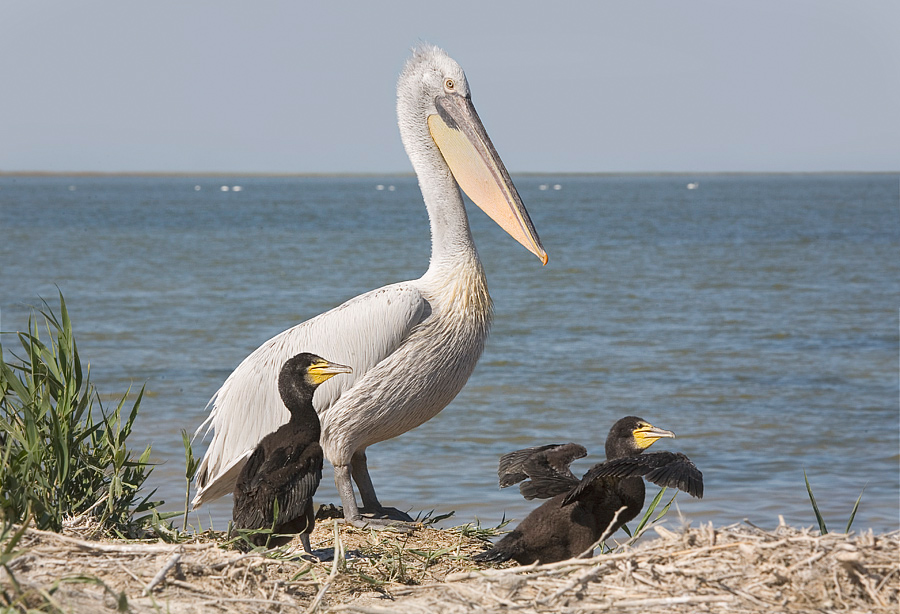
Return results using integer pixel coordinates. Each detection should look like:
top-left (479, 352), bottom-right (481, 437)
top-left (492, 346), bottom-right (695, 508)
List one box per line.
top-left (2, 518), bottom-right (897, 613)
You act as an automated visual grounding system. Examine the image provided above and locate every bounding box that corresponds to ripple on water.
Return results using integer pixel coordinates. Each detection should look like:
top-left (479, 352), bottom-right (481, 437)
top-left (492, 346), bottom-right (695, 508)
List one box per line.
top-left (2, 174), bottom-right (898, 533)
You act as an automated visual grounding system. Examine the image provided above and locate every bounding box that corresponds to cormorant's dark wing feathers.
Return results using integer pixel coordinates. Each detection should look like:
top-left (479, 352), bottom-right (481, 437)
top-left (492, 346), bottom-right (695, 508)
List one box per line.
top-left (561, 469), bottom-right (619, 506)
top-left (497, 446), bottom-right (544, 488)
top-left (278, 447), bottom-right (323, 521)
top-left (233, 442), bottom-right (324, 529)
top-left (517, 473), bottom-right (577, 500)
top-left (586, 452), bottom-right (703, 499)
top-left (497, 443), bottom-right (587, 500)
top-left (233, 446), bottom-right (270, 528)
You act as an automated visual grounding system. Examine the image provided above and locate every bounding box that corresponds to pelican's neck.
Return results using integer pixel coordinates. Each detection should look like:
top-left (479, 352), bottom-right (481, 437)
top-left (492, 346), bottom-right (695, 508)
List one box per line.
top-left (399, 123), bottom-right (480, 278)
top-left (397, 87), bottom-right (479, 278)
top-left (404, 133), bottom-right (491, 321)
top-left (420, 165), bottom-right (480, 271)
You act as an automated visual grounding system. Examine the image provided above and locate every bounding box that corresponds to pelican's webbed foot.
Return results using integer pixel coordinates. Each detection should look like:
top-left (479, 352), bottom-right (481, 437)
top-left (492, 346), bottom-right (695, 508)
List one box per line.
top-left (334, 463), bottom-right (417, 532)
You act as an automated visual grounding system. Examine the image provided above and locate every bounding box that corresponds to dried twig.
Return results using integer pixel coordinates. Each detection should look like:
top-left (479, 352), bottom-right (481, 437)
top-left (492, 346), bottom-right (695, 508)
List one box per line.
top-left (612, 594), bottom-right (737, 608)
top-left (305, 519), bottom-right (343, 614)
top-left (3, 520), bottom-right (896, 613)
top-left (143, 549), bottom-right (182, 595)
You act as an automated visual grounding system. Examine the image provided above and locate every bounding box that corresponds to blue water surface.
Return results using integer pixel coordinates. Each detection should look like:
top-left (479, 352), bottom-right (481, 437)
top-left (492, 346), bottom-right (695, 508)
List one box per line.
top-left (1, 173), bottom-right (898, 534)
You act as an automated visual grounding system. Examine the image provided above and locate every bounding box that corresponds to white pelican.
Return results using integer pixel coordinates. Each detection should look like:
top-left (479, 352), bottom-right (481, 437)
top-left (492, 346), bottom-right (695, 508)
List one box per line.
top-left (193, 45), bottom-right (547, 526)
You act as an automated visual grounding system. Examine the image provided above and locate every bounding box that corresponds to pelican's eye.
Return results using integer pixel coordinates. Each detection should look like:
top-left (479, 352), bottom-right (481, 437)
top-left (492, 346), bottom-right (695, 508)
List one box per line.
top-left (444, 78), bottom-right (455, 92)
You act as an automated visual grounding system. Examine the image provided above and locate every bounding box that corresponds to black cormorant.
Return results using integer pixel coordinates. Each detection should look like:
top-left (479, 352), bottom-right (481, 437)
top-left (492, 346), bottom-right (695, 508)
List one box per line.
top-left (232, 353), bottom-right (351, 553)
top-left (473, 416), bottom-right (703, 565)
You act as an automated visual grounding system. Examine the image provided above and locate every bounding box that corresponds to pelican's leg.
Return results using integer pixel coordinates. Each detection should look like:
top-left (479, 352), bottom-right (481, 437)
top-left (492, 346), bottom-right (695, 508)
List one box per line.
top-left (333, 463), bottom-right (361, 519)
top-left (351, 449), bottom-right (414, 522)
top-left (334, 462), bottom-right (412, 530)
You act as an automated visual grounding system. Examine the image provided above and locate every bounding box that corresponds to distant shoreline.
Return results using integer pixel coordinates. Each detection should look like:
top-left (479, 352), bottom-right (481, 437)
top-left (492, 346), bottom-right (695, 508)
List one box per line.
top-left (1, 170), bottom-right (896, 178)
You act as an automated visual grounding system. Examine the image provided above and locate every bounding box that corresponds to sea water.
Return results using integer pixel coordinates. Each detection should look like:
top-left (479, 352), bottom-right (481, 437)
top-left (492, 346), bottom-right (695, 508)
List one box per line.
top-left (1, 174), bottom-right (897, 533)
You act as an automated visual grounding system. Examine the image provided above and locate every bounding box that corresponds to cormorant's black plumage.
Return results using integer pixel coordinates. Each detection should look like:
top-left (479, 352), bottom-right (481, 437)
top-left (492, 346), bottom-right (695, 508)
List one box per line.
top-left (232, 353), bottom-right (350, 554)
top-left (498, 443), bottom-right (586, 499)
top-left (474, 416), bottom-right (703, 565)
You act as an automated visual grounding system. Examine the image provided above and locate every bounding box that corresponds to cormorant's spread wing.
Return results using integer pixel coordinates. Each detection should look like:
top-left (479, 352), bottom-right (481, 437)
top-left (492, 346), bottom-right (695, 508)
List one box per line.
top-left (497, 443), bottom-right (587, 500)
top-left (581, 452), bottom-right (703, 499)
top-left (194, 283), bottom-right (426, 507)
top-left (498, 444), bottom-right (582, 486)
top-left (561, 468), bottom-right (620, 507)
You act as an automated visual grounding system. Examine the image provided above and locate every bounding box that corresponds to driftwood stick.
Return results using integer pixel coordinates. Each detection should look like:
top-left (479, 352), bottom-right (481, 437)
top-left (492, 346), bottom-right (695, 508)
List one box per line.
top-left (332, 606), bottom-right (407, 614)
top-left (25, 527), bottom-right (214, 554)
top-left (143, 549), bottom-right (183, 595)
top-left (612, 594), bottom-right (737, 608)
top-left (196, 596), bottom-right (307, 609)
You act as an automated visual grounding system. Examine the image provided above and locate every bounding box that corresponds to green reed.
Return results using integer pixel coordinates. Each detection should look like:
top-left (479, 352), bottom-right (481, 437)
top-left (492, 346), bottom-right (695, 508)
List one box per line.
top-left (0, 294), bottom-right (161, 536)
top-left (803, 470), bottom-right (866, 535)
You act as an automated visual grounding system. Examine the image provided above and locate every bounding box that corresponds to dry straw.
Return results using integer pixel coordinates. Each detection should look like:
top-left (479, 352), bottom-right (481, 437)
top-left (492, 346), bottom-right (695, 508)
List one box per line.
top-left (1, 518), bottom-right (896, 613)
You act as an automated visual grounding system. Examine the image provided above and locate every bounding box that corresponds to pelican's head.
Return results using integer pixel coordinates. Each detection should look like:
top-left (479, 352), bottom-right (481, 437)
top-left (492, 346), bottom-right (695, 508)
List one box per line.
top-left (397, 45), bottom-right (547, 265)
top-left (606, 416), bottom-right (676, 459)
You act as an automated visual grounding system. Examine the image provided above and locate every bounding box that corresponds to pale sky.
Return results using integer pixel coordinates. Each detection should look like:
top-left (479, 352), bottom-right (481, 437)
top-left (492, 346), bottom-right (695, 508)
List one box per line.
top-left (1, 1), bottom-right (898, 173)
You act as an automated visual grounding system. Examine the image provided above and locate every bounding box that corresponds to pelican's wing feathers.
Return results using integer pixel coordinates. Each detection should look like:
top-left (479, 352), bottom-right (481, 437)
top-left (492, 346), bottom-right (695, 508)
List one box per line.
top-left (497, 443), bottom-right (587, 500)
top-left (194, 282), bottom-right (426, 507)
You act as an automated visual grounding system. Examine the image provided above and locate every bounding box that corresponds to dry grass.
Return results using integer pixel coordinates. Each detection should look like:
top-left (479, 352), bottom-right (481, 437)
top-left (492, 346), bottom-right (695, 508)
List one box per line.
top-left (365, 522), bottom-right (899, 613)
top-left (1, 518), bottom-right (897, 613)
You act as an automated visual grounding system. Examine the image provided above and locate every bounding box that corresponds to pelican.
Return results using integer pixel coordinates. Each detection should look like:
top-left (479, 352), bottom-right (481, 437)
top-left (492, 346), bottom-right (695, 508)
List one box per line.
top-left (193, 45), bottom-right (547, 526)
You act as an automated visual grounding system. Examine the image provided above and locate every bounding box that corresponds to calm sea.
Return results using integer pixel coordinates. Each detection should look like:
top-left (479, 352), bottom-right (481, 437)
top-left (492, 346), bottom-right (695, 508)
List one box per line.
top-left (1, 174), bottom-right (898, 534)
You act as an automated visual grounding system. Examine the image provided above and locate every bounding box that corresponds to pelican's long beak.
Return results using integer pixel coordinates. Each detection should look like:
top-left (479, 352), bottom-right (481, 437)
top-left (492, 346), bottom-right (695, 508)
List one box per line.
top-left (428, 94), bottom-right (548, 265)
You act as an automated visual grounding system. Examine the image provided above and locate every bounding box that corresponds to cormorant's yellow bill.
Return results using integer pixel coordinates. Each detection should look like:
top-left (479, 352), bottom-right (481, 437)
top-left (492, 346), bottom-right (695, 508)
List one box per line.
top-left (632, 422), bottom-right (676, 449)
top-left (307, 359), bottom-right (353, 386)
top-left (428, 95), bottom-right (548, 265)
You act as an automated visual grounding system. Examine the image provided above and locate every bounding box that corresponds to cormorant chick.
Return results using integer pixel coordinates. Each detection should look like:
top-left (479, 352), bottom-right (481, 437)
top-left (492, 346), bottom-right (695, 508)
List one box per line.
top-left (474, 416), bottom-right (703, 565)
top-left (233, 353), bottom-right (351, 553)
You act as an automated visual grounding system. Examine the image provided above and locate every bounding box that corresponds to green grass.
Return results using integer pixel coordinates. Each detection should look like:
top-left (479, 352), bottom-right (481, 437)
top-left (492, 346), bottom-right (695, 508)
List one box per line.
top-left (452, 515), bottom-right (511, 542)
top-left (181, 428), bottom-right (200, 531)
top-left (0, 294), bottom-right (161, 536)
top-left (625, 487), bottom-right (677, 538)
top-left (1, 511), bottom-right (32, 608)
top-left (803, 470), bottom-right (866, 534)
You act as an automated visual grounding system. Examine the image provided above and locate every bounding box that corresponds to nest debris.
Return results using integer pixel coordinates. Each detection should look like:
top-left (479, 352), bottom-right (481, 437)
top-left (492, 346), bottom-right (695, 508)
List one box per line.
top-left (1, 519), bottom-right (897, 613)
top-left (359, 521), bottom-right (899, 614)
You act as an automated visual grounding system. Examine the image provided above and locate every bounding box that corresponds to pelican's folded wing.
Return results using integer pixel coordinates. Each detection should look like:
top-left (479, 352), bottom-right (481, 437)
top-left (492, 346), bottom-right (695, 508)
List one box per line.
top-left (193, 283), bottom-right (426, 507)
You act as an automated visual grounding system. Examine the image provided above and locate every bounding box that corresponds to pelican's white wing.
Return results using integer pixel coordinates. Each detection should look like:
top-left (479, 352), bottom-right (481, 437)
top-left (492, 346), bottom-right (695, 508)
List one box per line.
top-left (192, 282), bottom-right (426, 506)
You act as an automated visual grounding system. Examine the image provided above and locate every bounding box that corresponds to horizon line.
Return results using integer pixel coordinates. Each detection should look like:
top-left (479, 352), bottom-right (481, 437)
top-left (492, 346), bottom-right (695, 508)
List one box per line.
top-left (1, 170), bottom-right (897, 178)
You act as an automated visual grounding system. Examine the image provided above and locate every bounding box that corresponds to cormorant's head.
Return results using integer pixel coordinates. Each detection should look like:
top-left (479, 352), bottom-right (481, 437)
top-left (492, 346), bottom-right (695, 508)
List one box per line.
top-left (278, 353), bottom-right (352, 409)
top-left (605, 416), bottom-right (675, 459)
